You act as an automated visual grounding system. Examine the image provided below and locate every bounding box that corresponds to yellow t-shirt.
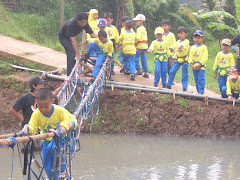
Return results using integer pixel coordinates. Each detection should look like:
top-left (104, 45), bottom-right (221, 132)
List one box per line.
top-left (26, 105), bottom-right (77, 141)
top-left (173, 39), bottom-right (189, 64)
top-left (89, 38), bottom-right (113, 57)
top-left (148, 39), bottom-right (171, 62)
top-left (213, 51), bottom-right (235, 76)
top-left (105, 25), bottom-right (120, 44)
top-left (163, 32), bottom-right (176, 50)
top-left (189, 44), bottom-right (208, 70)
top-left (136, 26), bottom-right (148, 49)
top-left (119, 31), bottom-right (136, 56)
top-left (226, 76), bottom-right (240, 96)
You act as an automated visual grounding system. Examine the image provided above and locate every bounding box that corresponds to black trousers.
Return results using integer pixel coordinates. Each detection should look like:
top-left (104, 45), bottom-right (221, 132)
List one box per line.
top-left (237, 57), bottom-right (240, 73)
top-left (59, 37), bottom-right (76, 76)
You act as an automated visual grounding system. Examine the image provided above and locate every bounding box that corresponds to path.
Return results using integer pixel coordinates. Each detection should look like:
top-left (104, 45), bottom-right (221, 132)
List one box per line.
top-left (0, 34), bottom-right (220, 97)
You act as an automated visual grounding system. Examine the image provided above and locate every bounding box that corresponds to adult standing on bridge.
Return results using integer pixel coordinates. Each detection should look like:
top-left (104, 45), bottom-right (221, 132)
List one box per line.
top-left (59, 12), bottom-right (97, 76)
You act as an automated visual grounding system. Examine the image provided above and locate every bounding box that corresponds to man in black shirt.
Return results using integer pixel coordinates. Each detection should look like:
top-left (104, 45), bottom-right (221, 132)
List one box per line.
top-left (10, 76), bottom-right (66, 127)
top-left (59, 12), bottom-right (97, 75)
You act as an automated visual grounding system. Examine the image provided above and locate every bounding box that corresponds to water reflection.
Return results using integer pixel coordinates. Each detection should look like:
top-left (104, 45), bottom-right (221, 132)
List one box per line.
top-left (1, 133), bottom-right (240, 179)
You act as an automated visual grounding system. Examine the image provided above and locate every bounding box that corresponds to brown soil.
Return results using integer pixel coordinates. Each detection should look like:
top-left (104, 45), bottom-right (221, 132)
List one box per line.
top-left (1, 71), bottom-right (239, 139)
top-left (82, 89), bottom-right (240, 139)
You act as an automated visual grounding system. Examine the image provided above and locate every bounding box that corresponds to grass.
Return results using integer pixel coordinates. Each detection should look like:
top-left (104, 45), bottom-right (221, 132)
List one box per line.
top-left (236, 0), bottom-right (240, 30)
top-left (178, 98), bottom-right (191, 109)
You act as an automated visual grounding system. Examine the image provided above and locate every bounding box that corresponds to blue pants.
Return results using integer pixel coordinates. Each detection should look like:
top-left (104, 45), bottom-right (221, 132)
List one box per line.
top-left (167, 61), bottom-right (189, 90)
top-left (135, 49), bottom-right (148, 73)
top-left (154, 61), bottom-right (168, 85)
top-left (122, 54), bottom-right (135, 74)
top-left (59, 37), bottom-right (76, 76)
top-left (87, 42), bottom-right (106, 78)
top-left (118, 51), bottom-right (123, 65)
top-left (192, 69), bottom-right (205, 94)
top-left (218, 75), bottom-right (228, 98)
top-left (42, 139), bottom-right (68, 180)
top-left (222, 86), bottom-right (239, 99)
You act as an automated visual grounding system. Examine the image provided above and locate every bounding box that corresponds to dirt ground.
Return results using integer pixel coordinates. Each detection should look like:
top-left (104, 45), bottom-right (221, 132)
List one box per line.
top-left (1, 71), bottom-right (239, 139)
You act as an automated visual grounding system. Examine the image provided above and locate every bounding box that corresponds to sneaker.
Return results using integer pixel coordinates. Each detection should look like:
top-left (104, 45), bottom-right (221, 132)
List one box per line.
top-left (162, 84), bottom-right (167, 88)
top-left (166, 86), bottom-right (171, 89)
top-left (124, 70), bottom-right (130, 75)
top-left (142, 73), bottom-right (149, 78)
top-left (90, 78), bottom-right (95, 84)
top-left (154, 84), bottom-right (158, 87)
top-left (172, 82), bottom-right (175, 85)
top-left (112, 70), bottom-right (115, 75)
top-left (83, 53), bottom-right (90, 61)
top-left (130, 74), bottom-right (135, 80)
top-left (183, 89), bottom-right (187, 92)
top-left (136, 71), bottom-right (142, 75)
top-left (120, 67), bottom-right (125, 73)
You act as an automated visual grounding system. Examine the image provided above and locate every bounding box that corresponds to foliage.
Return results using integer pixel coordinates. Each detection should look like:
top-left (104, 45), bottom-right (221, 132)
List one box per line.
top-left (201, 0), bottom-right (217, 11)
top-left (197, 106), bottom-right (203, 114)
top-left (178, 98), bottom-right (191, 109)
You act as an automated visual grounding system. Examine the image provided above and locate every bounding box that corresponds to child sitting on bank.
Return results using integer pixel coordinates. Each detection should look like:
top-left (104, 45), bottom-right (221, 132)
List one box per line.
top-left (147, 27), bottom-right (171, 87)
top-left (166, 26), bottom-right (189, 91)
top-left (161, 19), bottom-right (176, 75)
top-left (221, 66), bottom-right (240, 102)
top-left (21, 88), bottom-right (77, 179)
top-left (132, 14), bottom-right (149, 78)
top-left (84, 30), bottom-right (113, 82)
top-left (189, 30), bottom-right (208, 94)
top-left (119, 20), bottom-right (136, 80)
top-left (213, 39), bottom-right (235, 98)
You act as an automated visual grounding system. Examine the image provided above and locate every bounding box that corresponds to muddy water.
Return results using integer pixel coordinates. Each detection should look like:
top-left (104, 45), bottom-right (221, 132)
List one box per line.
top-left (1, 133), bottom-right (240, 179)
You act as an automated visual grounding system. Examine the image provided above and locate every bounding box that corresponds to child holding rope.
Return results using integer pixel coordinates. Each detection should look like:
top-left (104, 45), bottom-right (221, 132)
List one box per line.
top-left (83, 30), bottom-right (113, 82)
top-left (21, 88), bottom-right (77, 179)
top-left (147, 27), bottom-right (171, 87)
top-left (213, 39), bottom-right (235, 98)
top-left (189, 30), bottom-right (208, 94)
top-left (132, 14), bottom-right (149, 78)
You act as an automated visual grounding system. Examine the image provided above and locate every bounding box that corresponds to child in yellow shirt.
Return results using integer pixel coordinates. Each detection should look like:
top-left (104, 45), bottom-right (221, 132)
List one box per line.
top-left (132, 14), bottom-right (149, 78)
top-left (189, 30), bottom-right (208, 94)
top-left (119, 20), bottom-right (136, 80)
top-left (167, 26), bottom-right (189, 91)
top-left (148, 27), bottom-right (171, 87)
top-left (222, 66), bottom-right (240, 102)
top-left (213, 38), bottom-right (235, 98)
top-left (21, 88), bottom-right (77, 179)
top-left (161, 19), bottom-right (176, 75)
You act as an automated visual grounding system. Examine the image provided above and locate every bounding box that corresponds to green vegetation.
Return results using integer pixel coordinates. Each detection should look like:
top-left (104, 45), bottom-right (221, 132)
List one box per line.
top-left (135, 116), bottom-right (143, 125)
top-left (114, 103), bottom-right (124, 112)
top-left (197, 106), bottom-right (203, 114)
top-left (92, 110), bottom-right (108, 132)
top-left (178, 98), bottom-right (192, 109)
top-left (157, 94), bottom-right (174, 103)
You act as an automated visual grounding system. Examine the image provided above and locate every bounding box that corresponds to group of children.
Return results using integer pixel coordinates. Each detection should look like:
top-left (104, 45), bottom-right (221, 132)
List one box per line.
top-left (84, 9), bottom-right (240, 99)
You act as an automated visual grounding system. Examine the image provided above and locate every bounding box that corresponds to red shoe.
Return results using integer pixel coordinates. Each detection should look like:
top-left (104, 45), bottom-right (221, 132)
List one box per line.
top-left (136, 71), bottom-right (142, 75)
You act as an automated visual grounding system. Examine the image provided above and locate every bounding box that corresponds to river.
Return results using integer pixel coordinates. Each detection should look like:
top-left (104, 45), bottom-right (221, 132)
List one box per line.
top-left (1, 133), bottom-right (240, 179)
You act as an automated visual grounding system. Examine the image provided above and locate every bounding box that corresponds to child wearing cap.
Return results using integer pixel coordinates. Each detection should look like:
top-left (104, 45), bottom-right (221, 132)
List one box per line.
top-left (132, 14), bottom-right (149, 78)
top-left (213, 38), bottom-right (235, 98)
top-left (221, 66), bottom-right (240, 102)
top-left (189, 30), bottom-right (208, 94)
top-left (87, 9), bottom-right (99, 40)
top-left (166, 26), bottom-right (189, 91)
top-left (119, 20), bottom-right (136, 80)
top-left (161, 19), bottom-right (176, 75)
top-left (147, 27), bottom-right (171, 87)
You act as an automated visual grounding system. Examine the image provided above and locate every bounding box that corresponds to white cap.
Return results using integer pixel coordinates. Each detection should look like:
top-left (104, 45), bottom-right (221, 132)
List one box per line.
top-left (132, 14), bottom-right (146, 21)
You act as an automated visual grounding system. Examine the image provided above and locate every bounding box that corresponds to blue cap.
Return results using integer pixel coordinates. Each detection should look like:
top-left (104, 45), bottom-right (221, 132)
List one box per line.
top-left (98, 18), bottom-right (107, 27)
top-left (193, 30), bottom-right (204, 37)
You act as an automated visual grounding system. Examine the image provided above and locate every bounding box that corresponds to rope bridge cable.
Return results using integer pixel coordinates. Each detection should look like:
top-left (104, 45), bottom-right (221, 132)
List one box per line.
top-left (0, 58), bottom-right (109, 179)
